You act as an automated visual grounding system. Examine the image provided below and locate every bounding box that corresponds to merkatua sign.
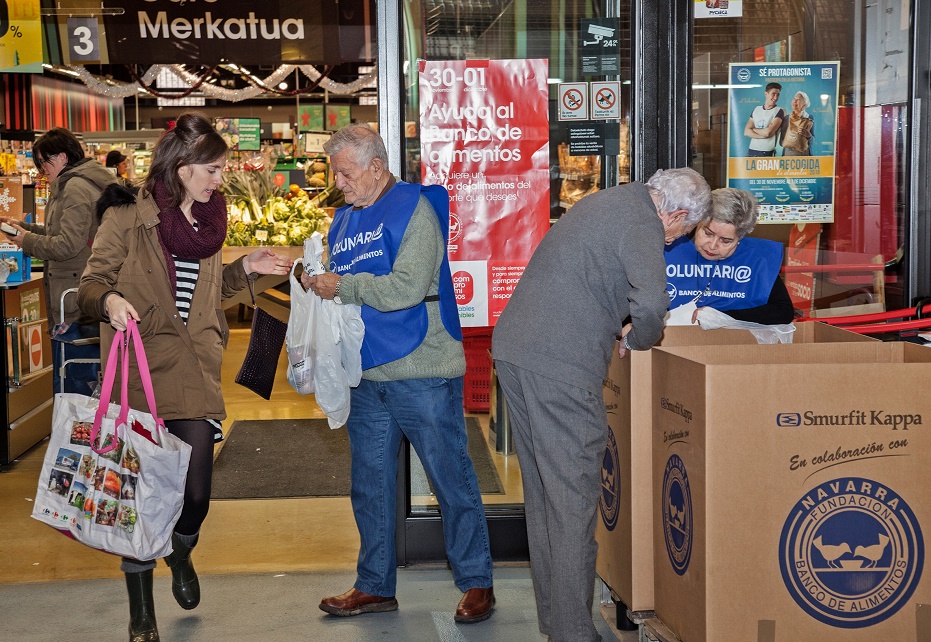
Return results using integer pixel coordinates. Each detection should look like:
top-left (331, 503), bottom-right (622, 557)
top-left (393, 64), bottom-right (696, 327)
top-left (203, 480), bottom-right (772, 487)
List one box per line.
top-left (103, 0), bottom-right (372, 65)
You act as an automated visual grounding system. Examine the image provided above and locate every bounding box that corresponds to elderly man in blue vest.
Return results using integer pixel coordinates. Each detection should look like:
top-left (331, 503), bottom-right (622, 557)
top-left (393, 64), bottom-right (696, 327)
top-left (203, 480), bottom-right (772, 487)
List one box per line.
top-left (302, 124), bottom-right (495, 624)
top-left (492, 168), bottom-right (711, 641)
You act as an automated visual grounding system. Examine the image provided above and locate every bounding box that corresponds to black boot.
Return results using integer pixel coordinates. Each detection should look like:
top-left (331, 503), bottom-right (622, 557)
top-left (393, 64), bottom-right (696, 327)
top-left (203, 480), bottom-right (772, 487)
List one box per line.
top-left (164, 531), bottom-right (200, 609)
top-left (126, 569), bottom-right (159, 642)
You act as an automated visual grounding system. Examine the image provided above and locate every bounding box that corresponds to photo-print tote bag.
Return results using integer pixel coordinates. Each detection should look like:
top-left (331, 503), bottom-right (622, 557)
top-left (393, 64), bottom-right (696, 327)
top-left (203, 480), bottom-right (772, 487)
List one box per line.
top-left (32, 319), bottom-right (191, 560)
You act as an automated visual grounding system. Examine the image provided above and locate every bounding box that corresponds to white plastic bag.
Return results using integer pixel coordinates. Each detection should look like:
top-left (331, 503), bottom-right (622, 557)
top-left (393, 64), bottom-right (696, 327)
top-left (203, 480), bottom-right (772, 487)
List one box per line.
top-left (286, 257), bottom-right (364, 429)
top-left (303, 233), bottom-right (327, 277)
top-left (337, 311), bottom-right (365, 387)
top-left (311, 295), bottom-right (351, 428)
top-left (286, 262), bottom-right (317, 395)
top-left (693, 306), bottom-right (797, 344)
top-left (665, 300), bottom-right (699, 326)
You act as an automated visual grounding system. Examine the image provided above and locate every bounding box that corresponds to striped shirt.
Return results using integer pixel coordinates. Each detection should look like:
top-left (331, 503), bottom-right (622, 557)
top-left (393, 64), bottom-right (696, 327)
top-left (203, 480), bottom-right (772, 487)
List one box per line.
top-left (170, 224), bottom-right (222, 442)
top-left (173, 256), bottom-right (199, 323)
top-left (172, 220), bottom-right (200, 324)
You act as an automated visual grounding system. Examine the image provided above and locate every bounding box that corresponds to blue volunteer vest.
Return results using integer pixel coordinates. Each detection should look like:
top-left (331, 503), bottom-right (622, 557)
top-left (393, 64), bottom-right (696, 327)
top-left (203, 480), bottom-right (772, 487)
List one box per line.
top-left (664, 236), bottom-right (783, 312)
top-left (328, 182), bottom-right (462, 370)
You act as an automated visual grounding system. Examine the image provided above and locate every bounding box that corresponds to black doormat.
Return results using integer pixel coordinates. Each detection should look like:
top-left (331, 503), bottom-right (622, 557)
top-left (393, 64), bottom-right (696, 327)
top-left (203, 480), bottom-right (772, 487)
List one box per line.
top-left (211, 417), bottom-right (502, 499)
top-left (410, 417), bottom-right (503, 496)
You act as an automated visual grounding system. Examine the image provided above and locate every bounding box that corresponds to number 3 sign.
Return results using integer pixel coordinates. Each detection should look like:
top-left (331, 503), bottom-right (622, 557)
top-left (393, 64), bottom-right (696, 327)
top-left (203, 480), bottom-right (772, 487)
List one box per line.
top-left (67, 17), bottom-right (100, 63)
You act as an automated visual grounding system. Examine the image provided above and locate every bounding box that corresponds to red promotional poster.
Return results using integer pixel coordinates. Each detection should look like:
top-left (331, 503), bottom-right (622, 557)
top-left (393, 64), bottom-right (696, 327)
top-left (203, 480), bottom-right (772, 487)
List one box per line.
top-left (784, 222), bottom-right (822, 313)
top-left (419, 58), bottom-right (550, 327)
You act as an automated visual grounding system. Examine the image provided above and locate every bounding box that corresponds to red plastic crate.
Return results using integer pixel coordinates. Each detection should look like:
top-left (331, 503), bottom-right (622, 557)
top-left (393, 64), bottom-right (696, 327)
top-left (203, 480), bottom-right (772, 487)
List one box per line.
top-left (462, 329), bottom-right (492, 413)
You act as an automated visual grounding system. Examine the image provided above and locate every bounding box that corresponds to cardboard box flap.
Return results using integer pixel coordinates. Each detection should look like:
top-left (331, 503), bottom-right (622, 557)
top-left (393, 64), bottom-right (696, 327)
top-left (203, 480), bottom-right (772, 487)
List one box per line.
top-left (658, 325), bottom-right (761, 347)
top-left (792, 320), bottom-right (878, 343)
top-left (654, 341), bottom-right (931, 366)
top-left (657, 322), bottom-right (874, 348)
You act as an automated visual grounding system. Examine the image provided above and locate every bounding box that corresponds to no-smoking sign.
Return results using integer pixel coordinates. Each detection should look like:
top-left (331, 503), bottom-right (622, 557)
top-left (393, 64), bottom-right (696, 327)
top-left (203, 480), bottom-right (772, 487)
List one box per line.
top-left (558, 82), bottom-right (588, 121)
top-left (590, 81), bottom-right (620, 120)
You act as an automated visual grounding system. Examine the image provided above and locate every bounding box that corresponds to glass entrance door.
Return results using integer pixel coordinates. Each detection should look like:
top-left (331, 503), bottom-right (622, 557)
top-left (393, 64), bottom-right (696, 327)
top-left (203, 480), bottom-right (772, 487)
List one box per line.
top-left (690, 0), bottom-right (915, 313)
top-left (392, 0), bottom-right (631, 564)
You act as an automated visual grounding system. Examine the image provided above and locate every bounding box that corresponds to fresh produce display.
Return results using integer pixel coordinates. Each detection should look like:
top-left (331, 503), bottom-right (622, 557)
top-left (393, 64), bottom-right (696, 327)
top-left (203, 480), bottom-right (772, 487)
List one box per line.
top-left (222, 169), bottom-right (333, 247)
top-left (307, 160), bottom-right (328, 187)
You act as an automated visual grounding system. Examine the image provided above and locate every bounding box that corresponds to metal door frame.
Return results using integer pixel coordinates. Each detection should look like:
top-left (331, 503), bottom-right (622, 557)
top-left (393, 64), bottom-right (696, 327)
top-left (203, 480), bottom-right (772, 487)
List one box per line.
top-left (380, 0), bottom-right (695, 565)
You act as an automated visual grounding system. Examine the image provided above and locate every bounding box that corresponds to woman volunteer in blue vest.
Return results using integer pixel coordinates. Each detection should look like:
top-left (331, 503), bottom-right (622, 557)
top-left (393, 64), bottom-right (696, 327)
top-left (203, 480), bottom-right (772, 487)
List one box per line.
top-left (664, 187), bottom-right (795, 324)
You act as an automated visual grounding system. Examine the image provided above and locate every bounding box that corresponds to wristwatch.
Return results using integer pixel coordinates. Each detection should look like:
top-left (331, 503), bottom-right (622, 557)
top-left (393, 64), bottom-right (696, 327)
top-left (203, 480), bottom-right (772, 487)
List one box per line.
top-left (622, 334), bottom-right (632, 351)
top-left (333, 278), bottom-right (343, 305)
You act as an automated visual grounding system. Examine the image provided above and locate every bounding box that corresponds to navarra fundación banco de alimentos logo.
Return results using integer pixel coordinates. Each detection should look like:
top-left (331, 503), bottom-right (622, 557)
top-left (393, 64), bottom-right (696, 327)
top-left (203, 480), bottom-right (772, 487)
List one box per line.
top-left (599, 427), bottom-right (620, 531)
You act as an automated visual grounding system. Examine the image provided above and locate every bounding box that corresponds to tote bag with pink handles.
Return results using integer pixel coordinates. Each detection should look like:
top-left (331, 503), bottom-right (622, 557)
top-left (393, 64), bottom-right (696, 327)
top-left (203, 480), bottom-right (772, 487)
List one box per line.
top-left (32, 319), bottom-right (191, 560)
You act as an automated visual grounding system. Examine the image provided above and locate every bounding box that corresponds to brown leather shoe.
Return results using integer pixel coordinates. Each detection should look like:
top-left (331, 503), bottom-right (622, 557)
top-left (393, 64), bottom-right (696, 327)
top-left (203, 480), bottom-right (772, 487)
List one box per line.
top-left (454, 586), bottom-right (495, 623)
top-left (319, 588), bottom-right (399, 617)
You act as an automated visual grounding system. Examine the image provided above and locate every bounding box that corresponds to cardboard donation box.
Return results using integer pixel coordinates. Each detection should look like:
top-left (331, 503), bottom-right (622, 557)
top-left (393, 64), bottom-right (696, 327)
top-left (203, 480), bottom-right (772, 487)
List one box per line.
top-left (596, 323), bottom-right (874, 614)
top-left (651, 342), bottom-right (931, 642)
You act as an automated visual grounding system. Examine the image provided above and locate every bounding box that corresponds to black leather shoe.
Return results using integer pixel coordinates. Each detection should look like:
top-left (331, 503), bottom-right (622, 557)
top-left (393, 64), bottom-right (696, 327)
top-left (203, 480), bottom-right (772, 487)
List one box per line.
top-left (126, 569), bottom-right (159, 641)
top-left (455, 586), bottom-right (495, 623)
top-left (319, 588), bottom-right (399, 616)
top-left (164, 532), bottom-right (200, 610)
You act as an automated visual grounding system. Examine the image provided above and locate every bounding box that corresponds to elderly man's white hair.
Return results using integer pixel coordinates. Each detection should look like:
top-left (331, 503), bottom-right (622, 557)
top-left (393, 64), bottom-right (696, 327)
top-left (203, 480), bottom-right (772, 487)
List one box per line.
top-left (323, 123), bottom-right (389, 167)
top-left (645, 167), bottom-right (712, 225)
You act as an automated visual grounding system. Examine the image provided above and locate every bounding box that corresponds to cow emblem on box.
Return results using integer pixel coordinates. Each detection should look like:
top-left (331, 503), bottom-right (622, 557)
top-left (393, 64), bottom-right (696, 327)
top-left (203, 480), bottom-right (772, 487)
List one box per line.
top-left (779, 476), bottom-right (924, 628)
top-left (599, 427), bottom-right (620, 531)
top-left (663, 454), bottom-right (693, 575)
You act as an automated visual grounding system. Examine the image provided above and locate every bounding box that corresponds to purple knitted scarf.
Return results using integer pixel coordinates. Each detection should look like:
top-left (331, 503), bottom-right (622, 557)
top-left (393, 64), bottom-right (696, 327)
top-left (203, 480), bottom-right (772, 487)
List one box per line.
top-left (152, 179), bottom-right (228, 293)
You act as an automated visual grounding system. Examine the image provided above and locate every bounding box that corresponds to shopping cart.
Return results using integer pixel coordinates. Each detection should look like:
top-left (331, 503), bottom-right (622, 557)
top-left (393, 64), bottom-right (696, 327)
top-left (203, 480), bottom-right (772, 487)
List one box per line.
top-left (53, 288), bottom-right (101, 395)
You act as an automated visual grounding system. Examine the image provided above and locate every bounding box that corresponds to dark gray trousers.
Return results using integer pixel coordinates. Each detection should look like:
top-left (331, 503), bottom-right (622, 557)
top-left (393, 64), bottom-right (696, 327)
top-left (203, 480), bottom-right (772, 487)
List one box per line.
top-left (495, 360), bottom-right (607, 642)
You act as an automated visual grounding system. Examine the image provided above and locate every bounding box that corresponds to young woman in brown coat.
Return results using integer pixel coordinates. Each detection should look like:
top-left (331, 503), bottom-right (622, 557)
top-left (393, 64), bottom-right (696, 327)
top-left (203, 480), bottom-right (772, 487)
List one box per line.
top-left (79, 112), bottom-right (293, 642)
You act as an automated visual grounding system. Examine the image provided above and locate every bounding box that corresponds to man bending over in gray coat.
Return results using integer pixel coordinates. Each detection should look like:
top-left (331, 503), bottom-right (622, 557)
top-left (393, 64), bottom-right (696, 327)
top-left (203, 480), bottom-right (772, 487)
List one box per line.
top-left (492, 167), bottom-right (710, 642)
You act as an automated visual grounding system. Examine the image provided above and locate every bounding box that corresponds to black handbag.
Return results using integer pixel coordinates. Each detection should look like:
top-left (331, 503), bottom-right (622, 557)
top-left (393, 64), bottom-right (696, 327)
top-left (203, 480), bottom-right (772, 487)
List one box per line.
top-left (235, 277), bottom-right (288, 400)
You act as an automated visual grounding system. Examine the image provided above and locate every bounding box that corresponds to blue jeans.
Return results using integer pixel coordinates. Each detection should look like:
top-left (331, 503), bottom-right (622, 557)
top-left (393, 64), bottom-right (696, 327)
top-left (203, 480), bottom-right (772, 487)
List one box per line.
top-left (347, 376), bottom-right (493, 596)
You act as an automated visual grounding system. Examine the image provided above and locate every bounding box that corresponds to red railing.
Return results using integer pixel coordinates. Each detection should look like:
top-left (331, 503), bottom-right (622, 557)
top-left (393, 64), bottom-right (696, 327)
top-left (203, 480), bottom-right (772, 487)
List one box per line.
top-left (798, 300), bottom-right (931, 335)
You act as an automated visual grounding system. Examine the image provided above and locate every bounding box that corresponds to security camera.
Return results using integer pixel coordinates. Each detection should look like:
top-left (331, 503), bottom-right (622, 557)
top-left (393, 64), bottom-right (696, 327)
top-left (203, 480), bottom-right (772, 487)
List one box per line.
top-left (584, 24), bottom-right (615, 46)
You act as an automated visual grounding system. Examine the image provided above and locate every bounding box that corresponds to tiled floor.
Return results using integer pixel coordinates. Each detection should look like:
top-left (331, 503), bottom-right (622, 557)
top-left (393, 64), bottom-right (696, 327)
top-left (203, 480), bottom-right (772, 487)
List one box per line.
top-left (0, 566), bottom-right (637, 641)
top-left (1, 325), bottom-right (635, 641)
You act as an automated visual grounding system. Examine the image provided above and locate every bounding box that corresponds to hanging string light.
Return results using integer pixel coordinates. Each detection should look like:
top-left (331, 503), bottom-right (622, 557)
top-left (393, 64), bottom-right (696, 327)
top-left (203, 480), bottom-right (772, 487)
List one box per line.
top-left (299, 65), bottom-right (377, 94)
top-left (169, 64), bottom-right (296, 102)
top-left (65, 65), bottom-right (159, 98)
top-left (237, 66), bottom-right (334, 96)
top-left (58, 64), bottom-right (378, 101)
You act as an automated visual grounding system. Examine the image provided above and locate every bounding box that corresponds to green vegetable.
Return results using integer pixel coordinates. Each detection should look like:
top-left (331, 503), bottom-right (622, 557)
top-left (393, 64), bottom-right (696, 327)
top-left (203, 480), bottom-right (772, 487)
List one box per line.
top-left (222, 169), bottom-right (332, 246)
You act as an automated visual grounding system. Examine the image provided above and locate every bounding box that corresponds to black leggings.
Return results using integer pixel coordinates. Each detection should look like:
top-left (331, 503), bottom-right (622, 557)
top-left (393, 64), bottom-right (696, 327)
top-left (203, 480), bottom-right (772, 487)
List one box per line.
top-left (121, 419), bottom-right (215, 568)
top-left (165, 419), bottom-right (215, 536)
